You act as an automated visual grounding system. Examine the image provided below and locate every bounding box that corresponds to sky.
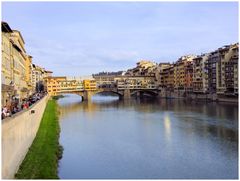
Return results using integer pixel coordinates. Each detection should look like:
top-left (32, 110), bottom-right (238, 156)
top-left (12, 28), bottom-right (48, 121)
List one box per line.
top-left (2, 2), bottom-right (239, 76)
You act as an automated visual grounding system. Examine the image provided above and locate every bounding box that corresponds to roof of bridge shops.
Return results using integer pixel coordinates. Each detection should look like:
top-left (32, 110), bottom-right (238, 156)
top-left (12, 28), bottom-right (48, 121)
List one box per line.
top-left (44, 76), bottom-right (67, 80)
top-left (92, 75), bottom-right (155, 78)
top-left (44, 76), bottom-right (93, 83)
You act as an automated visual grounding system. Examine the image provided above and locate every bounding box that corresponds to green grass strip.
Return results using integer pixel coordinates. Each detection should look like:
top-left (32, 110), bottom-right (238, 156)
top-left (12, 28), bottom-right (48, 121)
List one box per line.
top-left (15, 99), bottom-right (63, 179)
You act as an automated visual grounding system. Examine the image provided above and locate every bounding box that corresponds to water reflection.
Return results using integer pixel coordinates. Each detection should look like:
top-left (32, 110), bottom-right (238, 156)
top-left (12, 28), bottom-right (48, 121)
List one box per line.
top-left (164, 112), bottom-right (172, 142)
top-left (58, 94), bottom-right (238, 179)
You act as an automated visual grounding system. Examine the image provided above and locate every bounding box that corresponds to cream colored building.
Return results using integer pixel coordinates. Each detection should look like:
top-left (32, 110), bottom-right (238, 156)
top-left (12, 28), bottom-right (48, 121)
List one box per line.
top-left (126, 60), bottom-right (157, 76)
top-left (59, 77), bottom-right (84, 93)
top-left (93, 75), bottom-right (115, 88)
top-left (31, 64), bottom-right (44, 92)
top-left (116, 76), bottom-right (156, 89)
top-left (31, 64), bottom-right (52, 92)
top-left (25, 55), bottom-right (33, 94)
top-left (232, 44), bottom-right (238, 95)
top-left (192, 54), bottom-right (209, 93)
top-left (10, 30), bottom-right (29, 99)
top-left (216, 43), bottom-right (239, 95)
top-left (155, 63), bottom-right (171, 89)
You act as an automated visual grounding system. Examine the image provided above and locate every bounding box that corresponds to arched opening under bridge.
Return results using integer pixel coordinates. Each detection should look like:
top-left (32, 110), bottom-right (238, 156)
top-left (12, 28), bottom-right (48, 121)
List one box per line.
top-left (131, 90), bottom-right (158, 98)
top-left (92, 91), bottom-right (122, 102)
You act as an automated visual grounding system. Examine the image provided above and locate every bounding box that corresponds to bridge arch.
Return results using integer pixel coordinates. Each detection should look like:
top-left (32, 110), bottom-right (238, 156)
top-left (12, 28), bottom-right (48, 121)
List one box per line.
top-left (54, 91), bottom-right (85, 101)
top-left (92, 90), bottom-right (123, 99)
top-left (130, 89), bottom-right (158, 98)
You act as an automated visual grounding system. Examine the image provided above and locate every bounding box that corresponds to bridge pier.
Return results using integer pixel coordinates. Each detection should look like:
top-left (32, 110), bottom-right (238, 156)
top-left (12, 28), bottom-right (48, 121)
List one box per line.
top-left (83, 91), bottom-right (93, 101)
top-left (137, 91), bottom-right (144, 98)
top-left (123, 89), bottom-right (131, 99)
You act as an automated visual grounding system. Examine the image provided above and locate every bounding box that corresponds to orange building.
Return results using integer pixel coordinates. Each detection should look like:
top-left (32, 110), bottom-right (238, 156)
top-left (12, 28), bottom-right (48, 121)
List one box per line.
top-left (174, 55), bottom-right (195, 91)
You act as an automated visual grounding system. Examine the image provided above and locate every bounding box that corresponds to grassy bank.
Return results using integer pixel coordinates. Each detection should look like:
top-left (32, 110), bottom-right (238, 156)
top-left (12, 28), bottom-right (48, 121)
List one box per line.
top-left (15, 99), bottom-right (63, 179)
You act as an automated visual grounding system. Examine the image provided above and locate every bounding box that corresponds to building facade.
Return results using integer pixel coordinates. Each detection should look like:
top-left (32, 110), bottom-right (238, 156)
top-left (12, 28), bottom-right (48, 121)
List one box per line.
top-left (2, 22), bottom-right (14, 106)
top-left (155, 63), bottom-right (171, 89)
top-left (216, 43), bottom-right (239, 95)
top-left (174, 55), bottom-right (195, 91)
top-left (1, 21), bottom-right (52, 107)
top-left (1, 22), bottom-right (29, 105)
top-left (126, 60), bottom-right (157, 76)
top-left (192, 54), bottom-right (209, 93)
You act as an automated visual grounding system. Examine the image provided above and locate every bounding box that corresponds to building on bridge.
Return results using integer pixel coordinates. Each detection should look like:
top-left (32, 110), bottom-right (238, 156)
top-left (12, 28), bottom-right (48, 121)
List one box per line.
top-left (83, 80), bottom-right (97, 91)
top-left (93, 74), bottom-right (157, 90)
top-left (44, 76), bottom-right (97, 96)
top-left (115, 76), bottom-right (157, 90)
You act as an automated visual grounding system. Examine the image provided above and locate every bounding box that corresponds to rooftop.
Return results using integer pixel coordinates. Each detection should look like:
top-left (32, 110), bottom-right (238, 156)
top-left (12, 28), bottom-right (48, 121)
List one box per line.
top-left (1, 21), bottom-right (13, 33)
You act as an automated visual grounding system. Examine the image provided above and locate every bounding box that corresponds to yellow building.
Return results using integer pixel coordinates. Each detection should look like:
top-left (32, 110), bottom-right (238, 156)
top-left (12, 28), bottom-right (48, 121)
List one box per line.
top-left (83, 80), bottom-right (97, 90)
top-left (2, 21), bottom-right (53, 107)
top-left (1, 22), bottom-right (30, 105)
top-left (45, 76), bottom-right (85, 96)
top-left (1, 22), bottom-right (14, 106)
top-left (45, 76), bottom-right (66, 96)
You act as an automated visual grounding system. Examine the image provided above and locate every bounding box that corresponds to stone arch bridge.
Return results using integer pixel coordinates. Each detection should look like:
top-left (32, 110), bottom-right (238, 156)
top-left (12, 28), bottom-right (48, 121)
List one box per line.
top-left (56, 88), bottom-right (159, 101)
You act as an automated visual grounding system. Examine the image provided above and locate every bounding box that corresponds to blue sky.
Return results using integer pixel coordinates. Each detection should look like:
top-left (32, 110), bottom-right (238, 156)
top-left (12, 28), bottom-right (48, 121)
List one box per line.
top-left (2, 2), bottom-right (238, 76)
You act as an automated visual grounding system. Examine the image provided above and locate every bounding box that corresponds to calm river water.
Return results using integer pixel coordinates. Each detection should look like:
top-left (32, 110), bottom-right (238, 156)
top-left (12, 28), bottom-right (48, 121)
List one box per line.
top-left (58, 94), bottom-right (238, 179)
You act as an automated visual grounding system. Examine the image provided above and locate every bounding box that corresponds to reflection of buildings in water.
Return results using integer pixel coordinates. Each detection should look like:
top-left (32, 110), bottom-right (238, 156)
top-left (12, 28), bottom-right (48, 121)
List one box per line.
top-left (59, 101), bottom-right (98, 120)
top-left (207, 125), bottom-right (238, 142)
top-left (164, 112), bottom-right (172, 142)
top-left (175, 112), bottom-right (238, 144)
top-left (59, 97), bottom-right (160, 120)
top-left (58, 95), bottom-right (238, 144)
top-left (158, 99), bottom-right (238, 123)
top-left (59, 101), bottom-right (82, 120)
top-left (59, 97), bottom-right (121, 120)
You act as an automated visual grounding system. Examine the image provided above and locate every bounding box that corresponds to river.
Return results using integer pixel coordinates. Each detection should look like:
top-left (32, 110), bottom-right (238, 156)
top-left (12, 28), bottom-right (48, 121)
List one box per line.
top-left (57, 94), bottom-right (238, 179)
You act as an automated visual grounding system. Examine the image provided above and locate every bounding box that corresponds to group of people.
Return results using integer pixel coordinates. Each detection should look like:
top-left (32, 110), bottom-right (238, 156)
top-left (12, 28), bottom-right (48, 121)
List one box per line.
top-left (2, 92), bottom-right (47, 120)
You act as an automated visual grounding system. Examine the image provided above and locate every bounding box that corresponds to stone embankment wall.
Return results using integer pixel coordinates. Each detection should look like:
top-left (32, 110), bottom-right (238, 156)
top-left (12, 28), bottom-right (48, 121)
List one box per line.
top-left (2, 96), bottom-right (49, 179)
top-left (159, 90), bottom-right (237, 103)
